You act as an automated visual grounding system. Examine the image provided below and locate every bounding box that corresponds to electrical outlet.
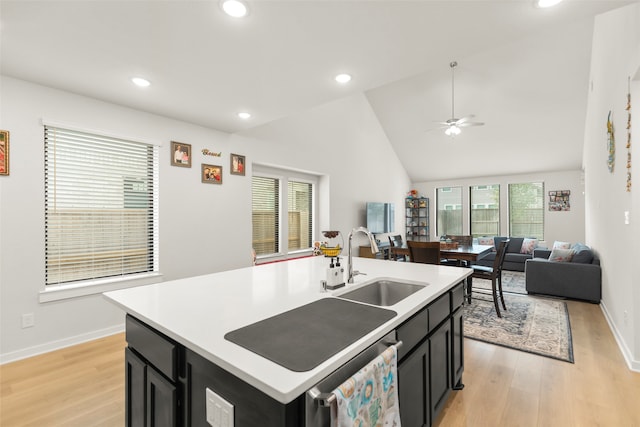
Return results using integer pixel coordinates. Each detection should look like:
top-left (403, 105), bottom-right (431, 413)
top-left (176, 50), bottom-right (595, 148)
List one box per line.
top-left (623, 310), bottom-right (629, 326)
top-left (22, 313), bottom-right (35, 328)
top-left (206, 388), bottom-right (234, 427)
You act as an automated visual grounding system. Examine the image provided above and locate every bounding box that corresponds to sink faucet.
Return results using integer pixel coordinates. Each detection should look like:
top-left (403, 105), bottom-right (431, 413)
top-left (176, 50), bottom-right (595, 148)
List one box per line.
top-left (347, 227), bottom-right (379, 283)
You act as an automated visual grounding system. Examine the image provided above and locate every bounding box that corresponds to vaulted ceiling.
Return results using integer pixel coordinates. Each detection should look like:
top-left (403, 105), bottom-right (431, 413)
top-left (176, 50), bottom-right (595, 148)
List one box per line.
top-left (1, 0), bottom-right (633, 181)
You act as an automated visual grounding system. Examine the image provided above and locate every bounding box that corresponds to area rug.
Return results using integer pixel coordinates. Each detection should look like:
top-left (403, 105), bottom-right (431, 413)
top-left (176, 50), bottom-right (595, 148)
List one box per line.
top-left (472, 270), bottom-right (527, 295)
top-left (463, 293), bottom-right (574, 363)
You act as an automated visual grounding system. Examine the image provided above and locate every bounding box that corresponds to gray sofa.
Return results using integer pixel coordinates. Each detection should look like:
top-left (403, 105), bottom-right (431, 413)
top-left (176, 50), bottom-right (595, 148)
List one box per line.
top-left (475, 237), bottom-right (533, 272)
top-left (525, 247), bottom-right (601, 303)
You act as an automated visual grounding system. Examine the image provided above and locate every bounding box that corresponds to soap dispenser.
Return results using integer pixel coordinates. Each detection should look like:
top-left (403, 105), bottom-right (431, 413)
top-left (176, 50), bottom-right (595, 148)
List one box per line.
top-left (325, 257), bottom-right (345, 290)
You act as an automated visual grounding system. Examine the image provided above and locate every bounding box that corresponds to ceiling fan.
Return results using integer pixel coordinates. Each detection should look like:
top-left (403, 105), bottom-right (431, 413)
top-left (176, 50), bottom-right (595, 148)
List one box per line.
top-left (432, 61), bottom-right (484, 136)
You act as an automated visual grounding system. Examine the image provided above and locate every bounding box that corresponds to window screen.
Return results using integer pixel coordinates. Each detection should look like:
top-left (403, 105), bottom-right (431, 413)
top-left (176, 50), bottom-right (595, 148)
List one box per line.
top-left (252, 176), bottom-right (280, 256)
top-left (44, 125), bottom-right (159, 285)
top-left (470, 184), bottom-right (500, 237)
top-left (508, 182), bottom-right (544, 239)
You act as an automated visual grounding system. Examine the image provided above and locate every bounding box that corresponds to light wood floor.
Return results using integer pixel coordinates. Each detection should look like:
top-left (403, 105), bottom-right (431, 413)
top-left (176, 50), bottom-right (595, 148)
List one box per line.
top-left (1, 300), bottom-right (639, 426)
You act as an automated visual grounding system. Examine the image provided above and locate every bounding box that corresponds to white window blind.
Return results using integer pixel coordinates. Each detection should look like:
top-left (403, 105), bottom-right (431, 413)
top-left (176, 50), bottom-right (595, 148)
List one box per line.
top-left (470, 184), bottom-right (500, 237)
top-left (252, 176), bottom-right (280, 256)
top-left (509, 182), bottom-right (544, 239)
top-left (44, 125), bottom-right (159, 285)
top-left (288, 181), bottom-right (312, 251)
top-left (436, 186), bottom-right (462, 236)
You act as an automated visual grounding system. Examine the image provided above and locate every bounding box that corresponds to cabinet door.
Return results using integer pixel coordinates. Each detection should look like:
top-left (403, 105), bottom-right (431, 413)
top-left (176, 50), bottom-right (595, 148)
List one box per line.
top-left (451, 307), bottom-right (464, 389)
top-left (429, 320), bottom-right (451, 421)
top-left (125, 348), bottom-right (147, 427)
top-left (146, 366), bottom-right (177, 427)
top-left (398, 339), bottom-right (430, 427)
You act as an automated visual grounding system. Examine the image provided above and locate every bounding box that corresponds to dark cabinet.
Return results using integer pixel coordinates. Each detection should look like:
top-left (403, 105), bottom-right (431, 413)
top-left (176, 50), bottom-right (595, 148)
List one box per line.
top-left (398, 339), bottom-right (430, 426)
top-left (125, 315), bottom-right (180, 427)
top-left (451, 281), bottom-right (465, 389)
top-left (397, 282), bottom-right (464, 427)
top-left (429, 320), bottom-right (451, 419)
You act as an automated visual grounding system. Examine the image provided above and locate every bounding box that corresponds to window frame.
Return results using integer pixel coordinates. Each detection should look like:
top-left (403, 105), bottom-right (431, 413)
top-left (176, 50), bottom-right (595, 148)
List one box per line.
top-left (508, 181), bottom-right (545, 239)
top-left (252, 165), bottom-right (318, 263)
top-left (40, 121), bottom-right (161, 302)
top-left (469, 184), bottom-right (500, 237)
top-left (436, 186), bottom-right (463, 236)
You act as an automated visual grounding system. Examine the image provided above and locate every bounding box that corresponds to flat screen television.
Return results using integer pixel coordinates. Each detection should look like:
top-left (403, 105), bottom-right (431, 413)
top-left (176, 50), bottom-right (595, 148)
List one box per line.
top-left (366, 202), bottom-right (395, 234)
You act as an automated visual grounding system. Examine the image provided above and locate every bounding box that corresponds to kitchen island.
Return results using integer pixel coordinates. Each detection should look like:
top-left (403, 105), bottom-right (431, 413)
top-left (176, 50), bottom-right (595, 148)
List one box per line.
top-left (104, 255), bottom-right (471, 427)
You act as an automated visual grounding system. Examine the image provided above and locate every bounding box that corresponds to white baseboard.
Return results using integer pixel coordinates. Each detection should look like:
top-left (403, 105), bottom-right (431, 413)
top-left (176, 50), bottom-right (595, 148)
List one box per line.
top-left (0, 324), bottom-right (125, 365)
top-left (600, 302), bottom-right (640, 372)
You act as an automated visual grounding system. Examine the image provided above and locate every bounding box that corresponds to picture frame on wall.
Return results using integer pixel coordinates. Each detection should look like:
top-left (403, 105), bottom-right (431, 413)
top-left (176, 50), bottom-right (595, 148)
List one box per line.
top-left (171, 141), bottom-right (191, 167)
top-left (0, 130), bottom-right (9, 176)
top-left (202, 164), bottom-right (222, 184)
top-left (230, 153), bottom-right (245, 176)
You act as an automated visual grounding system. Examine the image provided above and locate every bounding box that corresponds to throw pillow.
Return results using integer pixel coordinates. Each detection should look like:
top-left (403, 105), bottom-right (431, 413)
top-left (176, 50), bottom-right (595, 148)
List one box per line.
top-left (572, 248), bottom-right (594, 264)
top-left (549, 248), bottom-right (574, 262)
top-left (520, 238), bottom-right (538, 254)
top-left (477, 237), bottom-right (494, 246)
top-left (553, 241), bottom-right (571, 250)
top-left (571, 242), bottom-right (589, 252)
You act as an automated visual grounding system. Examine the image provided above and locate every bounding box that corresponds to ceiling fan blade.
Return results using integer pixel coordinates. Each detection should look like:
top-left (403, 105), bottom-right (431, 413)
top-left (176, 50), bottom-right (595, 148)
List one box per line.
top-left (456, 115), bottom-right (476, 124)
top-left (458, 121), bottom-right (485, 127)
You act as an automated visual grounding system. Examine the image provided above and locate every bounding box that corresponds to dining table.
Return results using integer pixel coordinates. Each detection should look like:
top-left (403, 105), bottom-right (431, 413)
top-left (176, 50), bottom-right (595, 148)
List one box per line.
top-left (390, 242), bottom-right (493, 264)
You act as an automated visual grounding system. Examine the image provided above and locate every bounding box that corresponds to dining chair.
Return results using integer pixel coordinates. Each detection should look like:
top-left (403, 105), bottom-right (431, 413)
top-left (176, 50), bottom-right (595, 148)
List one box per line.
top-left (442, 235), bottom-right (474, 266)
top-left (407, 241), bottom-right (441, 265)
top-left (388, 235), bottom-right (407, 261)
top-left (467, 239), bottom-right (509, 317)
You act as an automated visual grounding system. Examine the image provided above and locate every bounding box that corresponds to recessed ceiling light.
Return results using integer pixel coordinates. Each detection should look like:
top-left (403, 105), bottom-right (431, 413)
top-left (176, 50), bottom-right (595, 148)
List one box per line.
top-left (335, 73), bottom-right (352, 84)
top-left (221, 0), bottom-right (248, 18)
top-left (535, 0), bottom-right (562, 8)
top-left (238, 112), bottom-right (251, 120)
top-left (131, 77), bottom-right (151, 87)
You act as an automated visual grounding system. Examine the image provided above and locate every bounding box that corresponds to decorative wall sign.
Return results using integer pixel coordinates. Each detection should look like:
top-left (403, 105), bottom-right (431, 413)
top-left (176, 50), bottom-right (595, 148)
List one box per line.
top-left (549, 190), bottom-right (570, 211)
top-left (230, 153), bottom-right (245, 176)
top-left (202, 149), bottom-right (222, 157)
top-left (202, 164), bottom-right (222, 184)
top-left (607, 111), bottom-right (615, 173)
top-left (171, 141), bottom-right (191, 167)
top-left (626, 77), bottom-right (632, 192)
top-left (0, 130), bottom-right (9, 176)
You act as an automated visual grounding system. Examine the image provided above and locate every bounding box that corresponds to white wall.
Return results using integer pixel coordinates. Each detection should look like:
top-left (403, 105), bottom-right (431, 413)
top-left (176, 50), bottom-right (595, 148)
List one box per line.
top-left (584, 2), bottom-right (640, 370)
top-left (412, 169), bottom-right (585, 245)
top-left (0, 76), bottom-right (411, 362)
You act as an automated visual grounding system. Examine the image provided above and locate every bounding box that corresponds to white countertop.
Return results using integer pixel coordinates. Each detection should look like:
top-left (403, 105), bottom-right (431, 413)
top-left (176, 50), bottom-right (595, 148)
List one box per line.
top-left (103, 256), bottom-right (470, 404)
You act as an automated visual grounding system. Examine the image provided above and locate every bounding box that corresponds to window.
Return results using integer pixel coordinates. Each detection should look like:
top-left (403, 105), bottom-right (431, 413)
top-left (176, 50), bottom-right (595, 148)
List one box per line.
top-left (436, 186), bottom-right (462, 236)
top-left (470, 185), bottom-right (500, 237)
top-left (252, 175), bottom-right (280, 256)
top-left (288, 181), bottom-right (312, 251)
top-left (509, 182), bottom-right (544, 239)
top-left (44, 125), bottom-right (159, 286)
top-left (252, 166), bottom-right (316, 259)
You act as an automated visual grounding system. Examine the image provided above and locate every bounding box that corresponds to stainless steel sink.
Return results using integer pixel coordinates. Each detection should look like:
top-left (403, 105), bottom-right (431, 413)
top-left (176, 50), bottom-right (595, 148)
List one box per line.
top-left (337, 279), bottom-right (427, 306)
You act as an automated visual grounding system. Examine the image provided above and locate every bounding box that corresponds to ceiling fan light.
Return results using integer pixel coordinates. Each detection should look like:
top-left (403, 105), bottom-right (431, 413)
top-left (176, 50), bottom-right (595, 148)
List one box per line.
top-left (221, 0), bottom-right (248, 17)
top-left (535, 0), bottom-right (562, 8)
top-left (445, 125), bottom-right (461, 136)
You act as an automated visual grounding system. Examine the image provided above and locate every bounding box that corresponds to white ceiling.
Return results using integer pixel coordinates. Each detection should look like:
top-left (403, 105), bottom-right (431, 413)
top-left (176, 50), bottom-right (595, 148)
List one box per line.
top-left (0, 0), bottom-right (633, 181)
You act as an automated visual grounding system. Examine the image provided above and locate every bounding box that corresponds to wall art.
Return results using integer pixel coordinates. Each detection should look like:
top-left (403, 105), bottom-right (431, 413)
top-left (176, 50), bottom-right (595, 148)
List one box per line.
top-left (171, 141), bottom-right (191, 167)
top-left (0, 130), bottom-right (9, 176)
top-left (607, 110), bottom-right (615, 173)
top-left (548, 190), bottom-right (570, 211)
top-left (230, 153), bottom-right (245, 176)
top-left (202, 149), bottom-right (222, 157)
top-left (202, 164), bottom-right (222, 184)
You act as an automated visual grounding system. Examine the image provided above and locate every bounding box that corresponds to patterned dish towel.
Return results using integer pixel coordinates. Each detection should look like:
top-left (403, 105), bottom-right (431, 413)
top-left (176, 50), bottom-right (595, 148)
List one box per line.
top-left (331, 345), bottom-right (401, 427)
